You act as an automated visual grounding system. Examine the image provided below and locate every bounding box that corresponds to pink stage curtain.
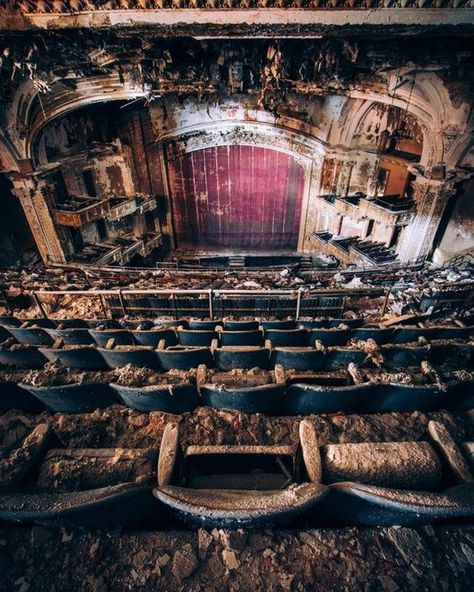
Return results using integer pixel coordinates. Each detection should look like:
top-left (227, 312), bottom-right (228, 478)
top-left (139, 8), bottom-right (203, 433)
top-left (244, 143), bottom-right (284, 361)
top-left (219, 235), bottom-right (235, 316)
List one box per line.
top-left (166, 144), bottom-right (305, 249)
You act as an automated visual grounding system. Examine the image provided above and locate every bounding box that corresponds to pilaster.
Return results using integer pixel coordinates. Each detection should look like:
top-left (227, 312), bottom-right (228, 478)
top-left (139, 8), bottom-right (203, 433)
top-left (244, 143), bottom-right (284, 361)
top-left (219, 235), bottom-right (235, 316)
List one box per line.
top-left (8, 172), bottom-right (67, 264)
top-left (397, 174), bottom-right (457, 263)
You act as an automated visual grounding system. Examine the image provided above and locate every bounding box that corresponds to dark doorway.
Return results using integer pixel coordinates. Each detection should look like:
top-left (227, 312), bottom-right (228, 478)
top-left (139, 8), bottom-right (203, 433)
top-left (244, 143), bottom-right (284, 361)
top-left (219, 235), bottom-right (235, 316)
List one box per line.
top-left (0, 175), bottom-right (37, 266)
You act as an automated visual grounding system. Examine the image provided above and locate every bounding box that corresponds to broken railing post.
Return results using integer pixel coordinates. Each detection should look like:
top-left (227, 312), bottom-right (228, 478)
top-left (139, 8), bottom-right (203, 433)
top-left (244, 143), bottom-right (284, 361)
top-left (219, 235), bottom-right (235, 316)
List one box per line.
top-left (32, 291), bottom-right (48, 318)
top-left (208, 289), bottom-right (214, 320)
top-left (380, 287), bottom-right (392, 317)
top-left (117, 290), bottom-right (127, 317)
top-left (295, 288), bottom-right (302, 320)
top-left (99, 294), bottom-right (109, 319)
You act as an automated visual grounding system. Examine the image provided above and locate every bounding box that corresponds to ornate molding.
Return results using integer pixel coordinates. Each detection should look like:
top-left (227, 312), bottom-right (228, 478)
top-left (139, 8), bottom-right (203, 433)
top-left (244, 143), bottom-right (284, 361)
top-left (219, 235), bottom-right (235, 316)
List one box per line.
top-left (4, 5), bottom-right (474, 33)
top-left (162, 120), bottom-right (325, 163)
top-left (12, 1), bottom-right (474, 12)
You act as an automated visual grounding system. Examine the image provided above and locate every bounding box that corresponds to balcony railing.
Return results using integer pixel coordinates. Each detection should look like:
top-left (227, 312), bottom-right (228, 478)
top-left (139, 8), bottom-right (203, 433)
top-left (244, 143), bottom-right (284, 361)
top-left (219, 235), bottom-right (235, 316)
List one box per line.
top-left (52, 196), bottom-right (111, 227)
top-left (53, 195), bottom-right (158, 226)
top-left (106, 195), bottom-right (157, 222)
top-left (350, 240), bottom-right (398, 266)
top-left (140, 233), bottom-right (163, 256)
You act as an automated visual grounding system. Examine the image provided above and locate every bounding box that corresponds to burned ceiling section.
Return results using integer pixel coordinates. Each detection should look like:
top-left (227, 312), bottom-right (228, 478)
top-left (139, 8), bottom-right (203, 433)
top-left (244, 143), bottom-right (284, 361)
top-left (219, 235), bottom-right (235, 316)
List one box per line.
top-left (0, 30), bottom-right (472, 156)
top-left (0, 31), bottom-right (473, 107)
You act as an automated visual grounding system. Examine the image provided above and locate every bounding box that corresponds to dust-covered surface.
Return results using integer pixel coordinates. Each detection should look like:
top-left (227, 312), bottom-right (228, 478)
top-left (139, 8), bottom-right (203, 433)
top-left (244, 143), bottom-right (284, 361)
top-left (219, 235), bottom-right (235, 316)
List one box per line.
top-left (2, 362), bottom-right (196, 388)
top-left (0, 403), bottom-right (473, 592)
top-left (1, 406), bottom-right (471, 451)
top-left (0, 524), bottom-right (473, 592)
top-left (1, 262), bottom-right (472, 322)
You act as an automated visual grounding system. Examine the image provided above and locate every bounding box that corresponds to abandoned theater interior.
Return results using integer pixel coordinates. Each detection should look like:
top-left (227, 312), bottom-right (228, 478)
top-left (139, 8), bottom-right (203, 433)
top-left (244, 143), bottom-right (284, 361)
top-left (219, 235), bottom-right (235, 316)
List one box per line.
top-left (0, 2), bottom-right (474, 590)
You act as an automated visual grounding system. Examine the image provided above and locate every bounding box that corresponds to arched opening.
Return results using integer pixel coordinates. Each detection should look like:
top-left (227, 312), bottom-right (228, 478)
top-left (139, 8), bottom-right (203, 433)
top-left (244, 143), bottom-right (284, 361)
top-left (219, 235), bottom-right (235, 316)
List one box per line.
top-left (375, 106), bottom-right (423, 198)
top-left (0, 174), bottom-right (36, 267)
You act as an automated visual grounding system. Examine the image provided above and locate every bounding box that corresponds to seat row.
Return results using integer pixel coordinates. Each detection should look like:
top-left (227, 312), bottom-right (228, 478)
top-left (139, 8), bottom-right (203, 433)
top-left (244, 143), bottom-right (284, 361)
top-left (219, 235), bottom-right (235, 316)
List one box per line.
top-left (0, 420), bottom-right (473, 529)
top-left (1, 322), bottom-right (472, 348)
top-left (1, 341), bottom-right (472, 372)
top-left (2, 363), bottom-right (473, 416)
top-left (1, 315), bottom-right (364, 330)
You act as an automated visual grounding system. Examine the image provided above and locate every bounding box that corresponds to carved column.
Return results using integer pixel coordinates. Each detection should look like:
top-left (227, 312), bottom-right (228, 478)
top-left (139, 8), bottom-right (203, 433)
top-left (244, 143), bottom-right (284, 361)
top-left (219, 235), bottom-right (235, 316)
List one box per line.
top-left (339, 160), bottom-right (356, 196)
top-left (397, 174), bottom-right (457, 263)
top-left (8, 172), bottom-right (67, 265)
top-left (300, 158), bottom-right (324, 252)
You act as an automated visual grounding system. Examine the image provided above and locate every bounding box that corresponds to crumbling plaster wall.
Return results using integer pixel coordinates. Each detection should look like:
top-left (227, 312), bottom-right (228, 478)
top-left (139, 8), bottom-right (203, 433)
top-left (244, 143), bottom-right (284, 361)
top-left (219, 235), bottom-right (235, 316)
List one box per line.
top-left (432, 176), bottom-right (474, 265)
top-left (0, 66), bottom-right (471, 264)
top-left (35, 108), bottom-right (137, 198)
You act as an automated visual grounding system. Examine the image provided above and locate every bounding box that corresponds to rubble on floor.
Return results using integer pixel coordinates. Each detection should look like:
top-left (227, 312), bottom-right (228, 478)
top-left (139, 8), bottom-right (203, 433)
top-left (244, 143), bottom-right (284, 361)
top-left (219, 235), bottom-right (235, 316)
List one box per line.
top-left (0, 406), bottom-right (471, 452)
top-left (0, 525), bottom-right (473, 592)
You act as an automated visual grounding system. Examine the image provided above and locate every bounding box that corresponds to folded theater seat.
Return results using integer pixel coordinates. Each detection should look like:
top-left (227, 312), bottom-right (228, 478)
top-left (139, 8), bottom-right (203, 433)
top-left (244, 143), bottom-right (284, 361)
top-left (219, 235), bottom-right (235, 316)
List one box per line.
top-left (5, 326), bottom-right (54, 347)
top-left (132, 329), bottom-right (178, 347)
top-left (270, 345), bottom-right (366, 371)
top-left (264, 329), bottom-right (309, 347)
top-left (429, 341), bottom-right (474, 367)
top-left (219, 330), bottom-right (264, 347)
top-left (20, 382), bottom-right (117, 413)
top-left (318, 420), bottom-right (474, 526)
top-left (392, 324), bottom-right (473, 344)
top-left (212, 335), bottom-right (271, 371)
top-left (308, 328), bottom-right (351, 347)
top-left (197, 364), bottom-right (285, 415)
top-left (98, 342), bottom-right (161, 371)
top-left (89, 329), bottom-right (135, 347)
top-left (282, 363), bottom-right (447, 415)
top-left (156, 342), bottom-right (214, 371)
top-left (45, 328), bottom-right (95, 346)
top-left (39, 343), bottom-right (108, 371)
top-left (154, 420), bottom-right (474, 528)
top-left (270, 347), bottom-right (326, 371)
top-left (428, 325), bottom-right (473, 341)
top-left (283, 366), bottom-right (371, 414)
top-left (177, 329), bottom-right (219, 347)
top-left (0, 344), bottom-right (47, 368)
top-left (381, 344), bottom-right (430, 368)
top-left (111, 377), bottom-right (199, 413)
top-left (223, 320), bottom-right (260, 332)
top-left (154, 421), bottom-right (329, 528)
top-left (0, 424), bottom-right (159, 528)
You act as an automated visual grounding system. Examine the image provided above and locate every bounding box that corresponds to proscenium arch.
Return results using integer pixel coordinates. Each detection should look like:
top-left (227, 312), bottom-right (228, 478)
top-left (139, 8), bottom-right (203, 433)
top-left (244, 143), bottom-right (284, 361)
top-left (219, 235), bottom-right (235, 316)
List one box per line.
top-left (160, 119), bottom-right (327, 162)
top-left (160, 118), bottom-right (327, 252)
